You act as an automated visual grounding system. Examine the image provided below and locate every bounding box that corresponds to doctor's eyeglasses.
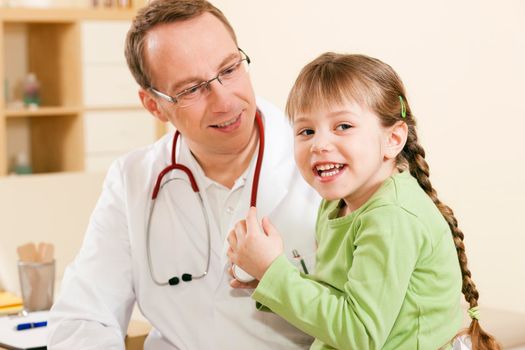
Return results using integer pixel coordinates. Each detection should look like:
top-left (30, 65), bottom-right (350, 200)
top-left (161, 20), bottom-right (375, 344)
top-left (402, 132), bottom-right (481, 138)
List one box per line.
top-left (149, 48), bottom-right (251, 108)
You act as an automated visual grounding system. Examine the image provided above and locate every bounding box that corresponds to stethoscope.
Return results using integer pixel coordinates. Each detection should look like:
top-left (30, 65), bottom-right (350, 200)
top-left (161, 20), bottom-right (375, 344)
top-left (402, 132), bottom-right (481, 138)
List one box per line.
top-left (146, 111), bottom-right (264, 286)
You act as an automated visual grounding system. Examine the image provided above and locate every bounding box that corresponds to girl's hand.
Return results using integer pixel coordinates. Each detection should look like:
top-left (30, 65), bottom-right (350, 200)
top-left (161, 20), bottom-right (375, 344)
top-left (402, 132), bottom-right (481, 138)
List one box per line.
top-left (227, 207), bottom-right (283, 281)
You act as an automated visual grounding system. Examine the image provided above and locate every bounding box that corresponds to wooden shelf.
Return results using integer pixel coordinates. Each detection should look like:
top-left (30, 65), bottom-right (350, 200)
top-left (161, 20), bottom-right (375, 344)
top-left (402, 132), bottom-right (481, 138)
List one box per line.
top-left (0, 7), bottom-right (138, 22)
top-left (4, 106), bottom-right (82, 117)
top-left (84, 105), bottom-right (144, 112)
top-left (0, 2), bottom-right (149, 176)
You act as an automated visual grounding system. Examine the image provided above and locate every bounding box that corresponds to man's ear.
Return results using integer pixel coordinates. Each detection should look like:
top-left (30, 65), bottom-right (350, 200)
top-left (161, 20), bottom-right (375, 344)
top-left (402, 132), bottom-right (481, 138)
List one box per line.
top-left (384, 121), bottom-right (408, 160)
top-left (139, 88), bottom-right (169, 122)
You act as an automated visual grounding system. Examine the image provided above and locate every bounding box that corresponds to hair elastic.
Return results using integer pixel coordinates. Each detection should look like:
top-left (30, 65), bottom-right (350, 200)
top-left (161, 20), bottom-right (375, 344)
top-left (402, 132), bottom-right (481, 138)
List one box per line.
top-left (399, 95), bottom-right (407, 118)
top-left (468, 306), bottom-right (480, 320)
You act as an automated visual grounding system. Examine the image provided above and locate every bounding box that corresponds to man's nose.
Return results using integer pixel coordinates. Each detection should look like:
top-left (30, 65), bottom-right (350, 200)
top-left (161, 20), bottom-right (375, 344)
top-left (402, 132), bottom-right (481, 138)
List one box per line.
top-left (207, 79), bottom-right (233, 112)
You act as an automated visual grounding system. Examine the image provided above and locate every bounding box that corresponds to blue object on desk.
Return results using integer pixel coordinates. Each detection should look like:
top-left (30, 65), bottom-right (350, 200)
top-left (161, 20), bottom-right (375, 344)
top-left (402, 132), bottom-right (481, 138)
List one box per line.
top-left (15, 321), bottom-right (47, 331)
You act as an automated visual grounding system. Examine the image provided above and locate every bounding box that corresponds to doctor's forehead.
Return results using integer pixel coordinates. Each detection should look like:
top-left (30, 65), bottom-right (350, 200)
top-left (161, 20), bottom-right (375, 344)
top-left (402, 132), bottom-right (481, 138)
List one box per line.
top-left (143, 13), bottom-right (236, 59)
top-left (143, 15), bottom-right (238, 85)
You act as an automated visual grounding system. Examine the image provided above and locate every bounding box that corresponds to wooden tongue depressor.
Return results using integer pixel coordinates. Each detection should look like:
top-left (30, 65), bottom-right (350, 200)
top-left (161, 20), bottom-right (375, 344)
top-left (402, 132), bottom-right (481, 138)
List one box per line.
top-left (16, 243), bottom-right (37, 262)
top-left (37, 242), bottom-right (55, 263)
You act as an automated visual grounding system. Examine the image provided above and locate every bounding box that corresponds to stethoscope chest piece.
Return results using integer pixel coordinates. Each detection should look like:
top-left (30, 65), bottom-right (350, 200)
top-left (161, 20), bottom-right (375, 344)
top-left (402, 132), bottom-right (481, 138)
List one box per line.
top-left (232, 265), bottom-right (255, 283)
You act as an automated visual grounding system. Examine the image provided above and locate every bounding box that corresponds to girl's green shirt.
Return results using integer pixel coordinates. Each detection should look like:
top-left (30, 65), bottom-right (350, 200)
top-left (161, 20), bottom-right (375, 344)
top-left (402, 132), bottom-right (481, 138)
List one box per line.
top-left (253, 171), bottom-right (462, 349)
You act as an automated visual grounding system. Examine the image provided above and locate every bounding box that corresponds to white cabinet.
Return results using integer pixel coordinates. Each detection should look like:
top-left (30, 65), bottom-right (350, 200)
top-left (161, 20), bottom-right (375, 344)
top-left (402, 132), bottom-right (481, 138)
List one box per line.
top-left (81, 20), bottom-right (156, 172)
top-left (83, 64), bottom-right (140, 107)
top-left (81, 21), bottom-right (129, 64)
top-left (84, 110), bottom-right (155, 171)
top-left (81, 20), bottom-right (139, 107)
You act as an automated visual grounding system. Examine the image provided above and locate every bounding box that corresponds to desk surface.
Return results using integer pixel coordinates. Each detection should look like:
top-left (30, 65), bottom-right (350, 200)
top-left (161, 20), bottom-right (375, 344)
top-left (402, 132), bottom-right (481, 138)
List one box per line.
top-left (2, 308), bottom-right (524, 349)
top-left (0, 319), bottom-right (151, 350)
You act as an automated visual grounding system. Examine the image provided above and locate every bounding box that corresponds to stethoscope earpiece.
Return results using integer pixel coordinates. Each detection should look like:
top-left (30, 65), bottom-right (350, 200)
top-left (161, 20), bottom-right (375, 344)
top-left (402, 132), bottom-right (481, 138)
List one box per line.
top-left (168, 276), bottom-right (180, 286)
top-left (181, 274), bottom-right (192, 282)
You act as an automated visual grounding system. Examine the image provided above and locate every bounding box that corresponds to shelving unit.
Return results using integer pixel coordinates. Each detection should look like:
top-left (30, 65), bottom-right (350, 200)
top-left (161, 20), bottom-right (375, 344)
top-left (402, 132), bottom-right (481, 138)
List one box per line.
top-left (0, 2), bottom-right (148, 176)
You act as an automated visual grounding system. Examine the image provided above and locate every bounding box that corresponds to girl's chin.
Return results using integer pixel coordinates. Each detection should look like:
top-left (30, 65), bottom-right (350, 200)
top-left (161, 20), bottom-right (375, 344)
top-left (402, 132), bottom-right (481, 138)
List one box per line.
top-left (315, 190), bottom-right (345, 202)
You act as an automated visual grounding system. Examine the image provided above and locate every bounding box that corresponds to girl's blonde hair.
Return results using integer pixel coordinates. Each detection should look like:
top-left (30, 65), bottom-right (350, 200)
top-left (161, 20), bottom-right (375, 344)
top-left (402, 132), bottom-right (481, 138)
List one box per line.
top-left (286, 52), bottom-right (500, 350)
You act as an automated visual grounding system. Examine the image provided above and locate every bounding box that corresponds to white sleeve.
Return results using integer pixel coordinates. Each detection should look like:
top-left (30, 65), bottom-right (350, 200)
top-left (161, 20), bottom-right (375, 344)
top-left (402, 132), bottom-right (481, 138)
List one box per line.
top-left (48, 160), bottom-right (135, 350)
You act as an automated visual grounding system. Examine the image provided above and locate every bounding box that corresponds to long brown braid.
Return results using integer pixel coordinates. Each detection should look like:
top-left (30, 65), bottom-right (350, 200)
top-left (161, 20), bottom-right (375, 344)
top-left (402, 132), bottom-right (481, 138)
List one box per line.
top-left (286, 52), bottom-right (500, 350)
top-left (401, 104), bottom-right (500, 350)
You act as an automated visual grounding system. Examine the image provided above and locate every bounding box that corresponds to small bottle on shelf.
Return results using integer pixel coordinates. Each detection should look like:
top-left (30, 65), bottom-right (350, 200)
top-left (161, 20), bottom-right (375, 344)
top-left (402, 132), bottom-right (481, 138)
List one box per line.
top-left (13, 152), bottom-right (33, 175)
top-left (23, 73), bottom-right (41, 109)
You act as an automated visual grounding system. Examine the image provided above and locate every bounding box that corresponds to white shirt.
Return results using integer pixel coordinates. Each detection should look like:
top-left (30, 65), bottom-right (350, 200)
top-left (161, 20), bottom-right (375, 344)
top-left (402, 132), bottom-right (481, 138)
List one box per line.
top-left (48, 97), bottom-right (321, 350)
top-left (184, 142), bottom-right (251, 239)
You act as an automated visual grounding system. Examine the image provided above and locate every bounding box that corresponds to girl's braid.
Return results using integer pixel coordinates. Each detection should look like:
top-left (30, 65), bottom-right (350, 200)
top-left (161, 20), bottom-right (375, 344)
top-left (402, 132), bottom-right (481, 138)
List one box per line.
top-left (402, 126), bottom-right (500, 350)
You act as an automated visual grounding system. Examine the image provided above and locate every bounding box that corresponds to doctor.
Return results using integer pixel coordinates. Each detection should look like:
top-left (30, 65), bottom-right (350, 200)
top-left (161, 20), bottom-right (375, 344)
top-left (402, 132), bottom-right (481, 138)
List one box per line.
top-left (48, 0), bottom-right (320, 349)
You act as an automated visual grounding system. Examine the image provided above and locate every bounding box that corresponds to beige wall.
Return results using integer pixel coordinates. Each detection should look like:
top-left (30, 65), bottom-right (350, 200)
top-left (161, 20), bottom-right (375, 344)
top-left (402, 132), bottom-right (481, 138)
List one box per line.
top-left (0, 0), bottom-right (523, 315)
top-left (214, 0), bottom-right (525, 313)
top-left (0, 173), bottom-right (105, 294)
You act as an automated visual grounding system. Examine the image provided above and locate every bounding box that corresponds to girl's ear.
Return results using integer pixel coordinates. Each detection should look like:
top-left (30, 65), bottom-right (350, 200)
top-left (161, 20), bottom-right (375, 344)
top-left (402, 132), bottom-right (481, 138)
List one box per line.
top-left (139, 88), bottom-right (170, 122)
top-left (384, 121), bottom-right (408, 160)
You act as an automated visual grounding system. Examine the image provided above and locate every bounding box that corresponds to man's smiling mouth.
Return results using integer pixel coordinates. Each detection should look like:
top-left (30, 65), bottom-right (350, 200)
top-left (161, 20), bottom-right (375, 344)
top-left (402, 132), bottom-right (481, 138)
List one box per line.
top-left (211, 115), bottom-right (240, 128)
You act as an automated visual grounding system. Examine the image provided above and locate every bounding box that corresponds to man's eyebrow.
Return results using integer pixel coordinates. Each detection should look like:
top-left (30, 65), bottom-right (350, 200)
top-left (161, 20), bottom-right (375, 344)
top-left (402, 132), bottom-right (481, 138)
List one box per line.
top-left (168, 51), bottom-right (240, 93)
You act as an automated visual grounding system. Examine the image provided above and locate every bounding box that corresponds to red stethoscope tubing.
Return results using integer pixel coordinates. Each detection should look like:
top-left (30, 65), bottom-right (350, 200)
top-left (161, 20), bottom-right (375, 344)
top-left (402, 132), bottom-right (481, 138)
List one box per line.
top-left (147, 111), bottom-right (264, 286)
top-left (151, 111), bottom-right (265, 205)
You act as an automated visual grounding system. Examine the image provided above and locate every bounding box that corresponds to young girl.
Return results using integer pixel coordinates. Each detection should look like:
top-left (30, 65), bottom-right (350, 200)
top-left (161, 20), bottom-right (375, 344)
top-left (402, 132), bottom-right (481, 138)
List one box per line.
top-left (227, 53), bottom-right (500, 350)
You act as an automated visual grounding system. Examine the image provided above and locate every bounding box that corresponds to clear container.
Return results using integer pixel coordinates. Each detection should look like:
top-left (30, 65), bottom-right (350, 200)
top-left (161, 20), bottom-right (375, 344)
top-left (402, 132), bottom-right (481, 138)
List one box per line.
top-left (18, 260), bottom-right (55, 312)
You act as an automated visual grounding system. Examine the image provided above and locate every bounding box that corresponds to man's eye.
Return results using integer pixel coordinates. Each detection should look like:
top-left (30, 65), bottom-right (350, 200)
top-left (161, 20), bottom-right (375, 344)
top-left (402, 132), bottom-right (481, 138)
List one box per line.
top-left (181, 84), bottom-right (203, 97)
top-left (221, 62), bottom-right (240, 76)
top-left (335, 123), bottom-right (352, 131)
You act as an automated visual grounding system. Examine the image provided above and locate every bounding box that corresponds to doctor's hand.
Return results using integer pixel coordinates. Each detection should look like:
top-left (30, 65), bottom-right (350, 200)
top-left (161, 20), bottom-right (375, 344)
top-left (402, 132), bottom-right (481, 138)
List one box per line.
top-left (227, 207), bottom-right (283, 281)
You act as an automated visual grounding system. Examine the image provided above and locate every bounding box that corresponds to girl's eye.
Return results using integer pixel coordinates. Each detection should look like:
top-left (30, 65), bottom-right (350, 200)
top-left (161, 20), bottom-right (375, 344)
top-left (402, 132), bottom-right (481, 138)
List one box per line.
top-left (298, 128), bottom-right (314, 136)
top-left (335, 123), bottom-right (352, 131)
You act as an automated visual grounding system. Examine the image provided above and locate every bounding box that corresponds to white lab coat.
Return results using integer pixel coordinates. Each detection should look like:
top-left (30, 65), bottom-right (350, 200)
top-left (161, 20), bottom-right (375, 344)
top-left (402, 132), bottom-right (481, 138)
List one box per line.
top-left (48, 97), bottom-right (321, 350)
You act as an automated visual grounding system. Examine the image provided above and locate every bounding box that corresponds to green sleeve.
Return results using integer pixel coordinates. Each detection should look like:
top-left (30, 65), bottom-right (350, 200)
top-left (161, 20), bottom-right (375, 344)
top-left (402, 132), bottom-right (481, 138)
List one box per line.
top-left (252, 206), bottom-right (426, 350)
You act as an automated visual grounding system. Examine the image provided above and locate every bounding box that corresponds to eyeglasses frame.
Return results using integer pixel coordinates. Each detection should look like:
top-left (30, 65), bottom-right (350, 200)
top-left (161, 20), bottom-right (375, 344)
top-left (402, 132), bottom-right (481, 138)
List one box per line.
top-left (149, 48), bottom-right (251, 108)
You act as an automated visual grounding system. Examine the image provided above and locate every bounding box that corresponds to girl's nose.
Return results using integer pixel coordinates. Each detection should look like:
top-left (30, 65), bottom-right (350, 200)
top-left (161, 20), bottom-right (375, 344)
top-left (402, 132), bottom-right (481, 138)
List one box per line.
top-left (310, 138), bottom-right (333, 153)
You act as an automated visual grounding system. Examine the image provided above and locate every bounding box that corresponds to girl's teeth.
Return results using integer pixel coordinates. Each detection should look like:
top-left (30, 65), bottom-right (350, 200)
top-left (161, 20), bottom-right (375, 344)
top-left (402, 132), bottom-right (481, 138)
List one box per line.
top-left (320, 169), bottom-right (340, 177)
top-left (316, 163), bottom-right (342, 171)
top-left (315, 163), bottom-right (343, 177)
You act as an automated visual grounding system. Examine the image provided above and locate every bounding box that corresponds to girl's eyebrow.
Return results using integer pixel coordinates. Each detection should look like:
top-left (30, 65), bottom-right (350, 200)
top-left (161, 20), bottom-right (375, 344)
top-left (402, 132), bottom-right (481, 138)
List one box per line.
top-left (293, 116), bottom-right (310, 124)
top-left (326, 109), bottom-right (356, 118)
top-left (294, 109), bottom-right (356, 124)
